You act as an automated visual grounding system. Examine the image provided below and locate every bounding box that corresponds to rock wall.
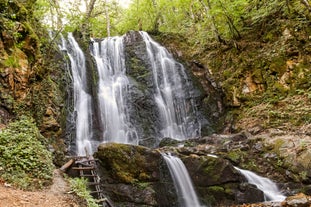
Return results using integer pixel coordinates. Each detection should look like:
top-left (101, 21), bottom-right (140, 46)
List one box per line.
top-left (123, 31), bottom-right (162, 147)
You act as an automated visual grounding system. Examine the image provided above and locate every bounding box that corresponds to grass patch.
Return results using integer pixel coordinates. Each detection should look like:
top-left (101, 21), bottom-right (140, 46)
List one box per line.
top-left (68, 177), bottom-right (99, 207)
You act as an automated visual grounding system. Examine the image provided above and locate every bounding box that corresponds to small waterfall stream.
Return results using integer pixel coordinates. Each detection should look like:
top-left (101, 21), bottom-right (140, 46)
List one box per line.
top-left (91, 36), bottom-right (139, 144)
top-left (140, 31), bottom-right (201, 140)
top-left (235, 167), bottom-right (286, 202)
top-left (162, 153), bottom-right (203, 207)
top-left (60, 33), bottom-right (94, 156)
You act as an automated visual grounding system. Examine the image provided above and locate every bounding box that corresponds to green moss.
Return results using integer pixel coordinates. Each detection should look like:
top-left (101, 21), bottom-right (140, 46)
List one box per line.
top-left (208, 186), bottom-right (225, 193)
top-left (96, 143), bottom-right (153, 184)
top-left (271, 138), bottom-right (285, 154)
top-left (135, 182), bottom-right (151, 190)
top-left (226, 149), bottom-right (246, 164)
top-left (3, 55), bottom-right (19, 68)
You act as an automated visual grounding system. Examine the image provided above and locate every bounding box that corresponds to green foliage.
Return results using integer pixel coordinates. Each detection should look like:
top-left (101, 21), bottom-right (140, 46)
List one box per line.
top-left (68, 177), bottom-right (99, 207)
top-left (117, 0), bottom-right (158, 33)
top-left (3, 55), bottom-right (19, 68)
top-left (115, 0), bottom-right (311, 45)
top-left (0, 116), bottom-right (54, 190)
top-left (31, 0), bottom-right (311, 43)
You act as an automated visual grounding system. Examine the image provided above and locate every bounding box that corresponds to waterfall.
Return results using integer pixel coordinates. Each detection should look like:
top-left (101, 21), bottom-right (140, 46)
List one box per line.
top-left (91, 36), bottom-right (138, 144)
top-left (162, 153), bottom-right (203, 207)
top-left (61, 33), bottom-right (94, 156)
top-left (62, 31), bottom-right (203, 152)
top-left (140, 31), bottom-right (201, 141)
top-left (234, 167), bottom-right (286, 202)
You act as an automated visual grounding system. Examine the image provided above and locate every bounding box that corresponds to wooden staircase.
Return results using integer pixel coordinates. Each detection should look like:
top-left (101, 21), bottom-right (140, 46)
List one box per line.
top-left (64, 156), bottom-right (113, 207)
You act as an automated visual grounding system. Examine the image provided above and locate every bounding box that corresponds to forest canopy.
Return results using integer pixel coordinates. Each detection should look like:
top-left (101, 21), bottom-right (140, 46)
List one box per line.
top-left (34, 0), bottom-right (311, 45)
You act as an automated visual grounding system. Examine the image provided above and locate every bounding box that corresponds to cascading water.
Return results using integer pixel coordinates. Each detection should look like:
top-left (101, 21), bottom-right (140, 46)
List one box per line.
top-left (63, 31), bottom-right (203, 152)
top-left (234, 167), bottom-right (286, 202)
top-left (162, 153), bottom-right (203, 207)
top-left (60, 33), bottom-right (94, 156)
top-left (91, 36), bottom-right (138, 144)
top-left (140, 31), bottom-right (201, 140)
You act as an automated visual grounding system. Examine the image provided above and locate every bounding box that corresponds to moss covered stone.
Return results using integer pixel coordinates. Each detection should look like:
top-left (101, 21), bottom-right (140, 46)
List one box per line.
top-left (95, 143), bottom-right (161, 183)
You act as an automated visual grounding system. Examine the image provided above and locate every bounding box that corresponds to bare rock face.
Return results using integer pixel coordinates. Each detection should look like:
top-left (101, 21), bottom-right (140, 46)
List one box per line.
top-left (93, 128), bottom-right (311, 206)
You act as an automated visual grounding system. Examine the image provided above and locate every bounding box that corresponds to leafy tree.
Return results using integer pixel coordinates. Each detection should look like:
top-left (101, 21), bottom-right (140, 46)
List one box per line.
top-left (32, 0), bottom-right (311, 42)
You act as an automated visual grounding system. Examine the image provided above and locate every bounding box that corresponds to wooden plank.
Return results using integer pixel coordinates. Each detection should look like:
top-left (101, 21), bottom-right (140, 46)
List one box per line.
top-left (90, 190), bottom-right (103, 194)
top-left (60, 159), bottom-right (74, 172)
top-left (72, 166), bottom-right (95, 170)
top-left (87, 182), bottom-right (100, 186)
top-left (80, 174), bottom-right (98, 177)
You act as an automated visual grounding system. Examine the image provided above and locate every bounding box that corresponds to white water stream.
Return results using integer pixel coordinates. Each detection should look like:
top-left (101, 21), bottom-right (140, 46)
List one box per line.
top-left (60, 33), bottom-right (93, 156)
top-left (235, 167), bottom-right (286, 202)
top-left (91, 36), bottom-right (139, 144)
top-left (162, 153), bottom-right (203, 207)
top-left (140, 31), bottom-right (201, 141)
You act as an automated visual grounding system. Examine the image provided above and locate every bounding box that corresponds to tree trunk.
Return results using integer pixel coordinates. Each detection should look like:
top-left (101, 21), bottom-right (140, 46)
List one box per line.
top-left (202, 0), bottom-right (225, 43)
top-left (105, 0), bottom-right (111, 37)
top-left (86, 0), bottom-right (96, 20)
top-left (218, 0), bottom-right (241, 40)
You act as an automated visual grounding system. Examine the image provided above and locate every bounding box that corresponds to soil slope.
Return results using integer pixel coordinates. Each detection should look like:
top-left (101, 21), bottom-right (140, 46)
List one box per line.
top-left (0, 170), bottom-right (82, 207)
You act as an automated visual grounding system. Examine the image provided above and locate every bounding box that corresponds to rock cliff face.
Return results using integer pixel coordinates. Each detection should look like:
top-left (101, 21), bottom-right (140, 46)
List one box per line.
top-left (61, 30), bottom-right (310, 206)
top-left (123, 31), bottom-right (223, 144)
top-left (123, 31), bottom-right (162, 146)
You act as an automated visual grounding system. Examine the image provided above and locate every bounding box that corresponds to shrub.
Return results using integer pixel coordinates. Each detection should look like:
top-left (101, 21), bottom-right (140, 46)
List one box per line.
top-left (0, 116), bottom-right (54, 190)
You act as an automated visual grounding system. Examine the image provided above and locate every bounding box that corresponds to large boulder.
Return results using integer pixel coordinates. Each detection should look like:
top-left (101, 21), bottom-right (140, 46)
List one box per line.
top-left (95, 143), bottom-right (178, 206)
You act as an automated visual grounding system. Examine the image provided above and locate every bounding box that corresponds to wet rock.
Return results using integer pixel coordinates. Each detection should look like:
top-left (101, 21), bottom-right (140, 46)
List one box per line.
top-left (182, 155), bottom-right (242, 186)
top-left (124, 31), bottom-right (162, 147)
top-left (236, 183), bottom-right (265, 204)
top-left (95, 143), bottom-right (178, 206)
top-left (95, 143), bottom-right (161, 183)
top-left (159, 137), bottom-right (181, 147)
top-left (281, 193), bottom-right (311, 207)
top-left (102, 183), bottom-right (157, 206)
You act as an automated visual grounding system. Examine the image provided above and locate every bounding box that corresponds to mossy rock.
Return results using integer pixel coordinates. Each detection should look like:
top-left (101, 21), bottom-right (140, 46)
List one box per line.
top-left (95, 143), bottom-right (161, 183)
top-left (182, 155), bottom-right (241, 187)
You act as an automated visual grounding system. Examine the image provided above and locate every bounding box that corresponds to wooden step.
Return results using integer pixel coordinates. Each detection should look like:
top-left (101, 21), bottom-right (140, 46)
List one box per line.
top-left (74, 162), bottom-right (93, 167)
top-left (90, 190), bottom-right (103, 194)
top-left (72, 166), bottom-right (95, 170)
top-left (87, 182), bottom-right (101, 186)
top-left (96, 198), bottom-right (108, 202)
top-left (81, 174), bottom-right (98, 177)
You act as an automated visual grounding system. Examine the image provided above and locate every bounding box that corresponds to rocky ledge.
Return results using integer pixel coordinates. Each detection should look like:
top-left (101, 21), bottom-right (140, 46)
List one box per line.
top-left (92, 125), bottom-right (310, 207)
